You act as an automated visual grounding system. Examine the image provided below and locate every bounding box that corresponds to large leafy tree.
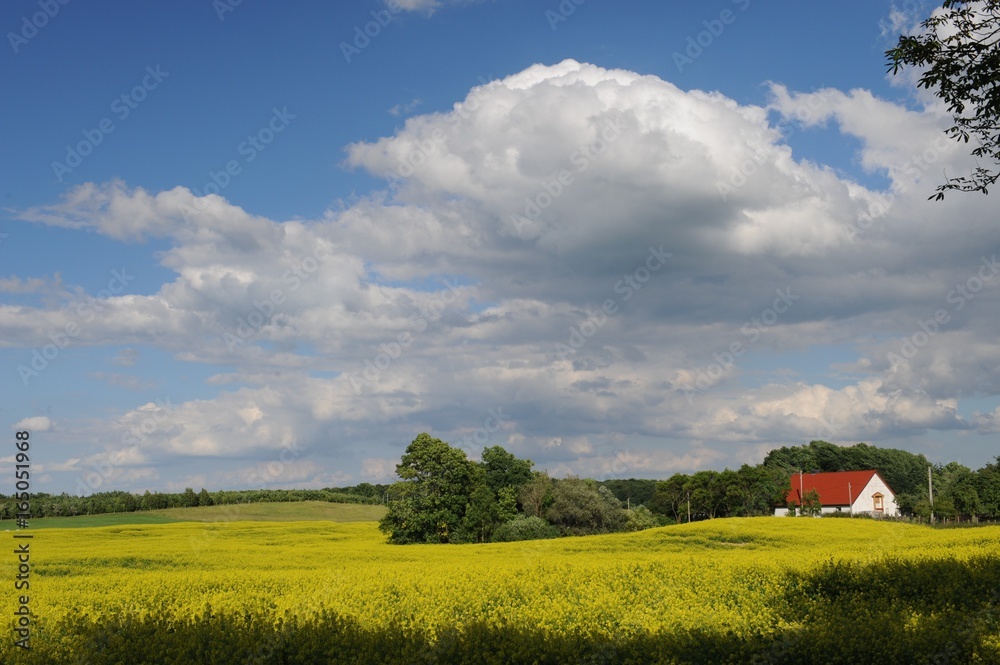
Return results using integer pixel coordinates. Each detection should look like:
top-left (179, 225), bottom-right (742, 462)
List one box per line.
top-left (648, 473), bottom-right (689, 522)
top-left (944, 465), bottom-right (984, 517)
top-left (545, 477), bottom-right (626, 535)
top-left (461, 484), bottom-right (518, 543)
top-left (976, 457), bottom-right (1000, 517)
top-left (518, 471), bottom-right (553, 519)
top-left (725, 465), bottom-right (790, 517)
top-left (378, 433), bottom-right (479, 544)
top-left (460, 446), bottom-right (533, 542)
top-left (685, 470), bottom-right (728, 519)
top-left (887, 0), bottom-right (1000, 198)
top-left (480, 445), bottom-right (533, 495)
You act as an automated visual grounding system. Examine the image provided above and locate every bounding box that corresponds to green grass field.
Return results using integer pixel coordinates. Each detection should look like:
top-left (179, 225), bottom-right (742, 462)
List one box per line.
top-left (6, 500), bottom-right (387, 530)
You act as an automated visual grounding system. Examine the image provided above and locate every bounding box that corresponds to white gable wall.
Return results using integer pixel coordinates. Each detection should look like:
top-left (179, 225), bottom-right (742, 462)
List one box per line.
top-left (850, 474), bottom-right (899, 516)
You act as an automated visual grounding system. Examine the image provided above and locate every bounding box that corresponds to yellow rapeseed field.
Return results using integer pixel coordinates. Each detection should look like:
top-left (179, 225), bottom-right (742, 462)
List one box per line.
top-left (3, 517), bottom-right (999, 664)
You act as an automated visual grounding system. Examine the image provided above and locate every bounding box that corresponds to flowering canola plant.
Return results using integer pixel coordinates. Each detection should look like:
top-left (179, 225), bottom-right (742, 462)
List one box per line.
top-left (2, 517), bottom-right (998, 664)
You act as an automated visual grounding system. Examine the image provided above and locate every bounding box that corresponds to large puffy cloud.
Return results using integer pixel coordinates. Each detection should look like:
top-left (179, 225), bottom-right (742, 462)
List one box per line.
top-left (344, 60), bottom-right (866, 273)
top-left (7, 60), bottom-right (1000, 491)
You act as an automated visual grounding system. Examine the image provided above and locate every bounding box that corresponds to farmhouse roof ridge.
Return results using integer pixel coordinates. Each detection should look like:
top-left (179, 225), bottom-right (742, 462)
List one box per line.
top-left (784, 469), bottom-right (894, 507)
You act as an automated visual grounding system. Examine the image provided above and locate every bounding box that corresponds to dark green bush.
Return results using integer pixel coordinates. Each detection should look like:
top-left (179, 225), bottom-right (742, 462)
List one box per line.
top-left (490, 516), bottom-right (559, 542)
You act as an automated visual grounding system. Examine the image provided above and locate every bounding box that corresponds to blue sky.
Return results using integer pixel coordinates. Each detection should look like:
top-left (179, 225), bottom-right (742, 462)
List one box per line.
top-left (3, 0), bottom-right (999, 495)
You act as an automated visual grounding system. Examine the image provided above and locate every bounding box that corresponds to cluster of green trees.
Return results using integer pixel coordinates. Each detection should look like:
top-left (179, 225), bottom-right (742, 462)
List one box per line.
top-left (0, 486), bottom-right (382, 520)
top-left (377, 433), bottom-right (659, 544)
top-left (379, 436), bottom-right (1000, 544)
top-left (639, 466), bottom-right (790, 522)
top-left (9, 436), bottom-right (999, 529)
top-left (637, 441), bottom-right (1000, 523)
top-left (764, 440), bottom-right (1000, 521)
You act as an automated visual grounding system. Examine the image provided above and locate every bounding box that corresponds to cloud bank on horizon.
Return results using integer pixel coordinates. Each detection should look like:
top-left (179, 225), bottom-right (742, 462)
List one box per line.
top-left (3, 3), bottom-right (999, 494)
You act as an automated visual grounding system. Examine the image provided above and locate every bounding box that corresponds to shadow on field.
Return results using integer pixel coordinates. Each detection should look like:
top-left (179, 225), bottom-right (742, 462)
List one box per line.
top-left (6, 556), bottom-right (1000, 665)
top-left (759, 554), bottom-right (1000, 665)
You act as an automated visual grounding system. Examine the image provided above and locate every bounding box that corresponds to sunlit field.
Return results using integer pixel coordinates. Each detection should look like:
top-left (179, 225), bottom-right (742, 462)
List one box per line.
top-left (7, 500), bottom-right (387, 529)
top-left (4, 517), bottom-right (999, 664)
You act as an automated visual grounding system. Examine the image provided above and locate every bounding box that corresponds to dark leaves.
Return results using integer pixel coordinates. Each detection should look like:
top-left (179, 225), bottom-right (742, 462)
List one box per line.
top-left (887, 0), bottom-right (1000, 198)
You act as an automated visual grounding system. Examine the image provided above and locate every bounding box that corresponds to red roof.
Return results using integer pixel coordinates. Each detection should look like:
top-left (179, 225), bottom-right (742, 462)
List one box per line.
top-left (783, 470), bottom-right (891, 507)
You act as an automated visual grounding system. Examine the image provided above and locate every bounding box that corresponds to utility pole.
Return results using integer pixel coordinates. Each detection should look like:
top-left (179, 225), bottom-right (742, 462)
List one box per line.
top-left (796, 469), bottom-right (804, 516)
top-left (928, 466), bottom-right (934, 524)
top-left (848, 482), bottom-right (853, 517)
top-left (686, 491), bottom-right (691, 523)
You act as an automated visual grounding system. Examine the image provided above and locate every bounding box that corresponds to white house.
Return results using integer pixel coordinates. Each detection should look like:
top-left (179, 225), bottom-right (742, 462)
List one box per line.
top-left (774, 470), bottom-right (900, 517)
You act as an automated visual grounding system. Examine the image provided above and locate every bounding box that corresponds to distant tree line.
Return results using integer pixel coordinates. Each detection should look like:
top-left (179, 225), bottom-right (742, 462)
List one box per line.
top-left (763, 440), bottom-right (1000, 522)
top-left (378, 436), bottom-right (1000, 544)
top-left (639, 465), bottom-right (792, 523)
top-left (10, 438), bottom-right (999, 528)
top-left (0, 486), bottom-right (385, 520)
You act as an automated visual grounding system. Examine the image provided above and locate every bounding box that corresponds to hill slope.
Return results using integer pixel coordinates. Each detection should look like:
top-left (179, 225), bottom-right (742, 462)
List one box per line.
top-left (10, 500), bottom-right (387, 529)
